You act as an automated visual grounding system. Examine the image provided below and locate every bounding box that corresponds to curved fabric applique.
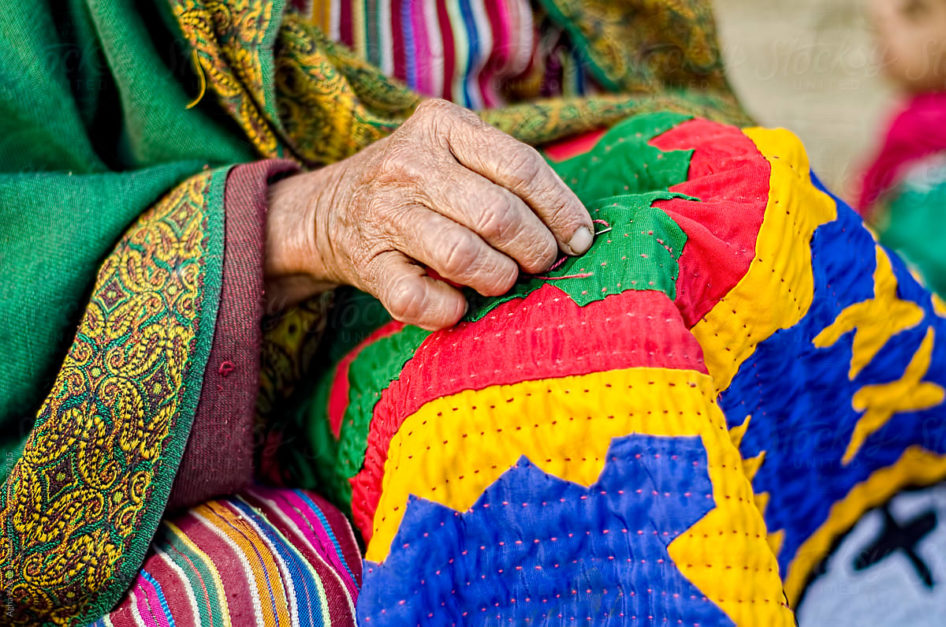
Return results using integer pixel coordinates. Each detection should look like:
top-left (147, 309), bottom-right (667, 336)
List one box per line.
top-left (0, 171), bottom-right (225, 625)
top-left (304, 112), bottom-right (798, 624)
top-left (345, 113), bottom-right (776, 539)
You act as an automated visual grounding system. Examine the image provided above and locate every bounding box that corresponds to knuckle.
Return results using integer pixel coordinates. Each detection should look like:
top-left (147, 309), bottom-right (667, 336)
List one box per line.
top-left (473, 256), bottom-right (519, 298)
top-left (475, 193), bottom-right (516, 241)
top-left (384, 275), bottom-right (427, 322)
top-left (529, 236), bottom-right (559, 271)
top-left (356, 191), bottom-right (394, 231)
top-left (490, 259), bottom-right (520, 295)
top-left (438, 231), bottom-right (480, 276)
top-left (504, 145), bottom-right (544, 186)
top-left (512, 232), bottom-right (557, 275)
top-left (380, 204), bottom-right (418, 241)
top-left (375, 145), bottom-right (413, 180)
top-left (411, 98), bottom-right (456, 129)
top-left (415, 98), bottom-right (481, 135)
top-left (415, 98), bottom-right (450, 116)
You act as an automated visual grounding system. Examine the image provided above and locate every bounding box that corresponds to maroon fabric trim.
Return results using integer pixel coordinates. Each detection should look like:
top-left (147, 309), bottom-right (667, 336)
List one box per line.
top-left (168, 159), bottom-right (299, 511)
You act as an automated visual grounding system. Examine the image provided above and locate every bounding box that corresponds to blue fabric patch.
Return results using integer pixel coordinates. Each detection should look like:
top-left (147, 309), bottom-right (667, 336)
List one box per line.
top-left (357, 434), bottom-right (732, 625)
top-left (719, 177), bottom-right (946, 578)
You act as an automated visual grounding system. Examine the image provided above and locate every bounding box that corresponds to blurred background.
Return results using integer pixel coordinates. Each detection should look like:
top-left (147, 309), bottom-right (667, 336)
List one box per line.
top-left (714, 0), bottom-right (894, 200)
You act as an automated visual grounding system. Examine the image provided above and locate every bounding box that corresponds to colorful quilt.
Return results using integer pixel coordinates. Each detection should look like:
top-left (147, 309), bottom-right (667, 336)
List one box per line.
top-left (287, 111), bottom-right (946, 624)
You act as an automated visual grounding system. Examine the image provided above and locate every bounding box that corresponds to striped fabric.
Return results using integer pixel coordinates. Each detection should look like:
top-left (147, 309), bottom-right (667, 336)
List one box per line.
top-left (295, 0), bottom-right (593, 109)
top-left (94, 488), bottom-right (361, 626)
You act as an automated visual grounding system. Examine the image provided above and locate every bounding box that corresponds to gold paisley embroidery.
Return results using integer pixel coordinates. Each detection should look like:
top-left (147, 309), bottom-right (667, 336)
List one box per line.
top-left (538, 0), bottom-right (730, 93)
top-left (274, 14), bottom-right (419, 164)
top-left (172, 0), bottom-right (282, 156)
top-left (482, 90), bottom-right (751, 146)
top-left (0, 173), bottom-right (213, 625)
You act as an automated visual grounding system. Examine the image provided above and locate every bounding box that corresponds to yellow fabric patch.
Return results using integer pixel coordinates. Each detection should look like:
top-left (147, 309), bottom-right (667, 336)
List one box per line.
top-left (728, 414), bottom-right (751, 449)
top-left (933, 293), bottom-right (946, 316)
top-left (692, 127), bottom-right (837, 393)
top-left (368, 367), bottom-right (793, 625)
top-left (813, 245), bottom-right (924, 380)
top-left (843, 327), bottom-right (945, 464)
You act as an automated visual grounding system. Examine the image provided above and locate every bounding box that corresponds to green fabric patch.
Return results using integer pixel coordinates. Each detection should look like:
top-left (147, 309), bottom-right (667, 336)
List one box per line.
top-left (466, 111), bottom-right (694, 321)
top-left (552, 112), bottom-right (694, 206)
top-left (878, 163), bottom-right (946, 298)
top-left (467, 194), bottom-right (689, 320)
top-left (335, 325), bottom-right (430, 477)
top-left (299, 319), bottom-right (430, 507)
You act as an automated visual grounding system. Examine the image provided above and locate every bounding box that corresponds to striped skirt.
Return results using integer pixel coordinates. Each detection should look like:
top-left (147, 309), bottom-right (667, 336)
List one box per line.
top-left (93, 487), bottom-right (361, 626)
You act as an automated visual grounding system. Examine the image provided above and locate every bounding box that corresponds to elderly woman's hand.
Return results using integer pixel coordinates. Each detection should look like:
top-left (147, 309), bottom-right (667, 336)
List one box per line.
top-left (265, 99), bottom-right (594, 330)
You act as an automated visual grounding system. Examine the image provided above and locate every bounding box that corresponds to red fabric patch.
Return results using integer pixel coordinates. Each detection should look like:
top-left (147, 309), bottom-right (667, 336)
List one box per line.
top-left (350, 284), bottom-right (707, 540)
top-left (649, 118), bottom-right (770, 327)
top-left (328, 321), bottom-right (406, 438)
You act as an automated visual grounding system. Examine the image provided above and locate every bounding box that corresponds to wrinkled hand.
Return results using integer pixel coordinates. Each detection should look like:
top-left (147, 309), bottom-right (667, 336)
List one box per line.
top-left (265, 99), bottom-right (593, 330)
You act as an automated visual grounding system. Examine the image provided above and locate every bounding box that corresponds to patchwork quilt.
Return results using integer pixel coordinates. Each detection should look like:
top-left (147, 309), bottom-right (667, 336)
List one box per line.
top-left (294, 112), bottom-right (946, 624)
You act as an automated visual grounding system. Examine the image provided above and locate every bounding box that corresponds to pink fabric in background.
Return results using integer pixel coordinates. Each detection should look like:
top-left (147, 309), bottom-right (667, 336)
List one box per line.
top-left (857, 91), bottom-right (946, 214)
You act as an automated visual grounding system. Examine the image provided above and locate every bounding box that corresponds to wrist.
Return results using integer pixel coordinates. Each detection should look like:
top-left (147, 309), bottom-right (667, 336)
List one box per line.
top-left (265, 163), bottom-right (347, 307)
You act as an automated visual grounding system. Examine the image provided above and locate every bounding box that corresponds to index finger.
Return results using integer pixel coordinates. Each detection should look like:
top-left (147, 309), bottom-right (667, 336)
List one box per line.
top-left (442, 108), bottom-right (594, 256)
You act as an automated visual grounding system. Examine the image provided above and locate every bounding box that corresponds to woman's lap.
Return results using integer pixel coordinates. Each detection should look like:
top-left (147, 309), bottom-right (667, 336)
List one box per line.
top-left (97, 488), bottom-right (360, 626)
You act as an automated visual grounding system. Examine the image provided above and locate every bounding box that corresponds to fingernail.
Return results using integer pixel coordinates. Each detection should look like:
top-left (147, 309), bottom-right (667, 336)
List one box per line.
top-left (566, 227), bottom-right (593, 255)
